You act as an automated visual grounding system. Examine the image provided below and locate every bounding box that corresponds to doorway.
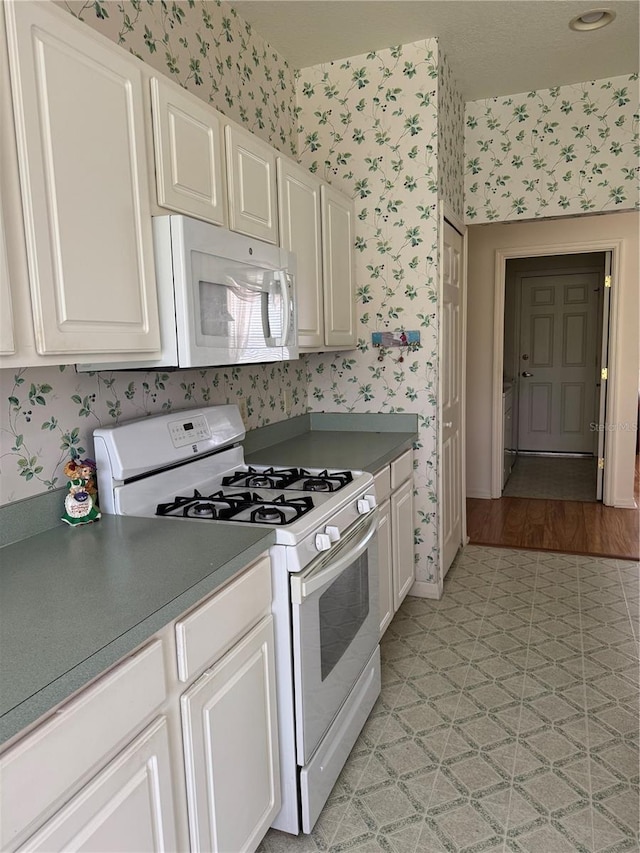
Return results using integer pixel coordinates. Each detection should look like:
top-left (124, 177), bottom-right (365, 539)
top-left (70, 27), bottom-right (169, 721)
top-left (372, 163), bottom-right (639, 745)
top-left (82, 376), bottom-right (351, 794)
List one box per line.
top-left (501, 252), bottom-right (608, 503)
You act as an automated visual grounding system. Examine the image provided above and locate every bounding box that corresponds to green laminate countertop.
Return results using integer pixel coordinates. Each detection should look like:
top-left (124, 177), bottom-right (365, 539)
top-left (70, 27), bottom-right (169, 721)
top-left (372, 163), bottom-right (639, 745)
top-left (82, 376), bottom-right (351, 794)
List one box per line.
top-left (245, 412), bottom-right (418, 473)
top-left (0, 514), bottom-right (273, 746)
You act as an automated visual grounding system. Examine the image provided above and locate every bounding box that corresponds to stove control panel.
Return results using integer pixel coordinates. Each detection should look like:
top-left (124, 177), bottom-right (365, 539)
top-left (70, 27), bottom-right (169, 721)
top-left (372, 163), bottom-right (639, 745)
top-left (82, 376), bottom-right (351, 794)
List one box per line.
top-left (168, 414), bottom-right (212, 448)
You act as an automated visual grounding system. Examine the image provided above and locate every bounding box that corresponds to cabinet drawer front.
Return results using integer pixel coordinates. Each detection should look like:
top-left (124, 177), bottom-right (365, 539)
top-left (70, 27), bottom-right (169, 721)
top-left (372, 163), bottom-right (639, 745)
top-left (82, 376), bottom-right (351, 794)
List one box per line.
top-left (391, 450), bottom-right (413, 490)
top-left (0, 641), bottom-right (166, 849)
top-left (16, 717), bottom-right (178, 853)
top-left (373, 466), bottom-right (391, 503)
top-left (175, 555), bottom-right (271, 682)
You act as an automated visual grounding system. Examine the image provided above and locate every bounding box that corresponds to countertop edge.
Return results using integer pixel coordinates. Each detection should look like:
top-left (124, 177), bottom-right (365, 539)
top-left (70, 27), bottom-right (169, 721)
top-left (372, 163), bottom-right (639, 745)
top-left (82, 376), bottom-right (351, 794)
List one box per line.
top-left (0, 534), bottom-right (272, 748)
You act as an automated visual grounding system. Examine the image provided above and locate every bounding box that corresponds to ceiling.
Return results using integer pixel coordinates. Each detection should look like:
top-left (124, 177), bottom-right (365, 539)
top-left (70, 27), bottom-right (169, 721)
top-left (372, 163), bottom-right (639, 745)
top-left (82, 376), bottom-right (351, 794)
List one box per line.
top-left (230, 1), bottom-right (639, 100)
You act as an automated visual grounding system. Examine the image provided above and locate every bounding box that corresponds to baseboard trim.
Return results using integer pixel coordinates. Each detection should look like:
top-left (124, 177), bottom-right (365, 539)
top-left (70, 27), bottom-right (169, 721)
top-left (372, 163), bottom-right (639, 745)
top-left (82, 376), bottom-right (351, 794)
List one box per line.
top-left (467, 490), bottom-right (492, 500)
top-left (409, 580), bottom-right (441, 600)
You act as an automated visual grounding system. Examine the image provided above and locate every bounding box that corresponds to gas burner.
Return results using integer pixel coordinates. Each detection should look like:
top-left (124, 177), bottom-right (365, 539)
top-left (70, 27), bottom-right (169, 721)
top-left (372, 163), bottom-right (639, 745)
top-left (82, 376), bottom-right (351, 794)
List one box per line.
top-left (222, 466), bottom-right (300, 490)
top-left (240, 494), bottom-right (314, 526)
top-left (156, 489), bottom-right (248, 520)
top-left (286, 469), bottom-right (354, 493)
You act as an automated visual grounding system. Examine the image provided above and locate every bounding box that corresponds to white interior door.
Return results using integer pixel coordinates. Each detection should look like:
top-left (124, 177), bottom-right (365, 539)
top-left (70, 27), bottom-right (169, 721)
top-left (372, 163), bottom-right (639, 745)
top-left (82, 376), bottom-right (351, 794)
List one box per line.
top-left (596, 254), bottom-right (612, 499)
top-left (441, 220), bottom-right (463, 577)
top-left (518, 272), bottom-right (599, 453)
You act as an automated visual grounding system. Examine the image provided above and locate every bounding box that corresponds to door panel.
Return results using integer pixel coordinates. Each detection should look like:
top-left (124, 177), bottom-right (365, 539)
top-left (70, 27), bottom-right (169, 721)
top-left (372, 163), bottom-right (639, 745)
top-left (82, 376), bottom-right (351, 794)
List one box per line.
top-left (518, 273), bottom-right (599, 452)
top-left (441, 221), bottom-right (463, 577)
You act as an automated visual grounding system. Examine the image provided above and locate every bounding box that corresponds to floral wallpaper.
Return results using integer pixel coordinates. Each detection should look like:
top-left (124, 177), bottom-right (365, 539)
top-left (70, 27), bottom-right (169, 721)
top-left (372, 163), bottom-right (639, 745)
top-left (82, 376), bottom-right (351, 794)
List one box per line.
top-left (438, 48), bottom-right (465, 220)
top-left (0, 363), bottom-right (306, 502)
top-left (296, 41), bottom-right (442, 585)
top-left (465, 74), bottom-right (640, 223)
top-left (61, 0), bottom-right (298, 155)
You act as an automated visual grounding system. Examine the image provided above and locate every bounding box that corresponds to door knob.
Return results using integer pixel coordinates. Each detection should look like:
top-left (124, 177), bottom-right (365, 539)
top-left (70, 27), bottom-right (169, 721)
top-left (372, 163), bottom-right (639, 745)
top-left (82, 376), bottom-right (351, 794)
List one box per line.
top-left (444, 421), bottom-right (453, 428)
top-left (521, 371), bottom-right (533, 377)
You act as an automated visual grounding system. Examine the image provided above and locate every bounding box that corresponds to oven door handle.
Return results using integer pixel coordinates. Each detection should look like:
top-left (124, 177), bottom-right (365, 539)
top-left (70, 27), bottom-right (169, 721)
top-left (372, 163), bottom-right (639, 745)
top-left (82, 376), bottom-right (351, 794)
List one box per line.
top-left (290, 511), bottom-right (378, 605)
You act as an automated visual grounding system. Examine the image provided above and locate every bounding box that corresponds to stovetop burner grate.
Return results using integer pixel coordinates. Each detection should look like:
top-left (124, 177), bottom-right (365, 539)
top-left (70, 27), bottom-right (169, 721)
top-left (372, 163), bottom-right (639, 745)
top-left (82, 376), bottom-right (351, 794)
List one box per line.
top-left (156, 488), bottom-right (315, 525)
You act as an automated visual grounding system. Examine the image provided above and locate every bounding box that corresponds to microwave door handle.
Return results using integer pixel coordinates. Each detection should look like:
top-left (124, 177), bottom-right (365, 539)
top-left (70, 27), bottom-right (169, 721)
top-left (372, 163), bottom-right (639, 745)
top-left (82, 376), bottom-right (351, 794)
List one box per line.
top-left (260, 271), bottom-right (291, 347)
top-left (274, 270), bottom-right (291, 347)
top-left (290, 512), bottom-right (378, 605)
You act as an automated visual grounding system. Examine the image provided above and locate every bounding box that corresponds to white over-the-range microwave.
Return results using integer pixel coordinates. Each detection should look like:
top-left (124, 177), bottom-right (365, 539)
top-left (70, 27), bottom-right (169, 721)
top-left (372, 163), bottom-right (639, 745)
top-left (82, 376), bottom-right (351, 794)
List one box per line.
top-left (80, 215), bottom-right (297, 371)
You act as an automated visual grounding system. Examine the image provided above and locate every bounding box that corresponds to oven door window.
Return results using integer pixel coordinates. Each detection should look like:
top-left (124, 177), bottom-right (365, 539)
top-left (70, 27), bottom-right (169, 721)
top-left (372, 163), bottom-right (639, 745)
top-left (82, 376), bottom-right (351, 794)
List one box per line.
top-left (319, 553), bottom-right (369, 681)
top-left (291, 514), bottom-right (379, 765)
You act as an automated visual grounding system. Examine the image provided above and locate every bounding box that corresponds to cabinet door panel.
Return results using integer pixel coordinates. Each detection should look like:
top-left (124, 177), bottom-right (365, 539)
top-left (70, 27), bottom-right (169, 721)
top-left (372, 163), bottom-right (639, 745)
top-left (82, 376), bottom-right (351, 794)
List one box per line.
top-left (181, 616), bottom-right (280, 853)
top-left (0, 201), bottom-right (15, 355)
top-left (378, 499), bottom-right (393, 637)
top-left (277, 158), bottom-right (324, 348)
top-left (320, 184), bottom-right (356, 347)
top-left (225, 125), bottom-right (277, 244)
top-left (151, 77), bottom-right (226, 225)
top-left (392, 479), bottom-right (415, 610)
top-left (5, 2), bottom-right (160, 356)
top-left (18, 718), bottom-right (178, 853)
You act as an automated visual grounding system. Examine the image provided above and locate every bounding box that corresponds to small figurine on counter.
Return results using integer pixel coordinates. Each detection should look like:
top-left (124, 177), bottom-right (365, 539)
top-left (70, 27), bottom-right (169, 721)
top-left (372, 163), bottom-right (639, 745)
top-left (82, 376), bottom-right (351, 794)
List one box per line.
top-left (61, 457), bottom-right (101, 526)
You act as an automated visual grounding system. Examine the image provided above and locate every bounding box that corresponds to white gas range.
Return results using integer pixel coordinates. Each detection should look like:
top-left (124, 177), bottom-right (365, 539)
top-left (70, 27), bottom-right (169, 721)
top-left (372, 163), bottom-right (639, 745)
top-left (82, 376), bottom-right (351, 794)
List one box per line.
top-left (94, 405), bottom-right (381, 835)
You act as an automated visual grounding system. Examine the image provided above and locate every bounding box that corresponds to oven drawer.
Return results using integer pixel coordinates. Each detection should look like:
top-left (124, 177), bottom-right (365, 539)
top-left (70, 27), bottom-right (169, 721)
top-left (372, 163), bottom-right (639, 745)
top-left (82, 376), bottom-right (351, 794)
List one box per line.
top-left (391, 449), bottom-right (413, 489)
top-left (175, 554), bottom-right (271, 682)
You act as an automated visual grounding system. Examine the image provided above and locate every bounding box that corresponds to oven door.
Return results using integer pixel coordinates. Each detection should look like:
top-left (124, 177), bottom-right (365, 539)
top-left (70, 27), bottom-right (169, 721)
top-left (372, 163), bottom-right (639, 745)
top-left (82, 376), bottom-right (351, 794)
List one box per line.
top-left (290, 510), bottom-right (379, 765)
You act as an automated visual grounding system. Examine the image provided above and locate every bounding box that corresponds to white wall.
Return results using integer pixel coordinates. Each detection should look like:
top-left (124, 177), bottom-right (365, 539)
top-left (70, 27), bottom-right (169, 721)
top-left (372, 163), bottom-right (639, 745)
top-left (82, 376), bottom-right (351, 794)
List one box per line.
top-left (466, 211), bottom-right (639, 506)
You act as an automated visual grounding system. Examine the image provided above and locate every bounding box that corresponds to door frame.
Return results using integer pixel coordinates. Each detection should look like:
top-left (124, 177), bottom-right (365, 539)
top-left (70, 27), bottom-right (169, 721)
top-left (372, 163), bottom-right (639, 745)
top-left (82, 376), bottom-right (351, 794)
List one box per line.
top-left (491, 239), bottom-right (623, 504)
top-left (438, 201), bottom-right (468, 595)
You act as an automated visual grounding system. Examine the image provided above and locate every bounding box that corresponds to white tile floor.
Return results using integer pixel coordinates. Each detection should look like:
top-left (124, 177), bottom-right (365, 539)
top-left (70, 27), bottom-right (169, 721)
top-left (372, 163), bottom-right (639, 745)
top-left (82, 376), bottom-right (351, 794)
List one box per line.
top-left (259, 545), bottom-right (639, 853)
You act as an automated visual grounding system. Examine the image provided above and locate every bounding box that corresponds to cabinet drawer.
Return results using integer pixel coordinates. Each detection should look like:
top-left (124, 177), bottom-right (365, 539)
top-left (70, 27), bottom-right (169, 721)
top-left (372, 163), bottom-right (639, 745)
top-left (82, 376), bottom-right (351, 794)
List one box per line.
top-left (175, 554), bottom-right (271, 682)
top-left (373, 466), bottom-right (391, 503)
top-left (390, 450), bottom-right (413, 490)
top-left (0, 641), bottom-right (166, 849)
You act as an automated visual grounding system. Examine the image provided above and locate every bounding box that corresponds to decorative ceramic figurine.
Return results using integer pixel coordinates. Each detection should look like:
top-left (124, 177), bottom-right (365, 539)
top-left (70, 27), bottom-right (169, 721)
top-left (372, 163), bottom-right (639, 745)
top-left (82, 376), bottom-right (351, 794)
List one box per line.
top-left (61, 458), bottom-right (101, 526)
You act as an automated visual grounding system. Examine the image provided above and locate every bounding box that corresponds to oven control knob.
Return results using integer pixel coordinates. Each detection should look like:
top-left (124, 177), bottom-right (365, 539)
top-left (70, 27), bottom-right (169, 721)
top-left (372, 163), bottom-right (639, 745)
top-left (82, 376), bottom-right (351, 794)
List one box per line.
top-left (325, 525), bottom-right (340, 543)
top-left (364, 493), bottom-right (377, 508)
top-left (315, 533), bottom-right (332, 552)
top-left (357, 498), bottom-right (371, 515)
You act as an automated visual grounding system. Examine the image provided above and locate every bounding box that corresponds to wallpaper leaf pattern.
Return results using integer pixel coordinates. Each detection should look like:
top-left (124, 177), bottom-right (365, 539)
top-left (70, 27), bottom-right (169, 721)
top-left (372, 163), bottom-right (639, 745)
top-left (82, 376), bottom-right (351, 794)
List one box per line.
top-left (61, 0), bottom-right (298, 155)
top-left (0, 363), bottom-right (305, 502)
top-left (464, 75), bottom-right (640, 223)
top-left (296, 41), bottom-right (452, 584)
top-left (438, 50), bottom-right (465, 219)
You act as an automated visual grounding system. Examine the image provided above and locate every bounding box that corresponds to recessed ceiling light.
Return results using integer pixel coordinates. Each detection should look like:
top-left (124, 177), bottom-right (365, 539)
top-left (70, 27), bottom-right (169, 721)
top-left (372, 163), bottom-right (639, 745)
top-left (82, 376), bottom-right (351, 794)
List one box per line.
top-left (569, 8), bottom-right (616, 30)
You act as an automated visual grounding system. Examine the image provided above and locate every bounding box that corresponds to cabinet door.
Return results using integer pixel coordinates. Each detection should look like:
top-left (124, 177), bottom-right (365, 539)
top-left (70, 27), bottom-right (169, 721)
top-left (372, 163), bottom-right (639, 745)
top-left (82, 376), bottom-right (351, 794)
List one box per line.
top-left (276, 158), bottom-right (324, 348)
top-left (378, 499), bottom-right (394, 637)
top-left (150, 76), bottom-right (226, 225)
top-left (225, 124), bottom-right (278, 244)
top-left (0, 194), bottom-right (15, 356)
top-left (320, 184), bottom-right (357, 348)
top-left (18, 718), bottom-right (178, 853)
top-left (392, 479), bottom-right (415, 610)
top-left (5, 1), bottom-right (160, 357)
top-left (181, 616), bottom-right (280, 853)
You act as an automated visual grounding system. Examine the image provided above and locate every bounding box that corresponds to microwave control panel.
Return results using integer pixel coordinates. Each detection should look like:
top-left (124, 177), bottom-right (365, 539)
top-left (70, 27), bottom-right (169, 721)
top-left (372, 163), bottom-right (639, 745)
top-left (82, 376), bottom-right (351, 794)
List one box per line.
top-left (168, 415), bottom-right (212, 448)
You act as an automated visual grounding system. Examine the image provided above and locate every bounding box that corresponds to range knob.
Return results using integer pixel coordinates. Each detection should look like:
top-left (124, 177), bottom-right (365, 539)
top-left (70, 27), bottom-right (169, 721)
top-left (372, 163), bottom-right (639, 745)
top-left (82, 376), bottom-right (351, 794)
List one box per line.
top-left (325, 525), bottom-right (340, 543)
top-left (315, 533), bottom-right (332, 552)
top-left (364, 493), bottom-right (377, 508)
top-left (357, 498), bottom-right (371, 515)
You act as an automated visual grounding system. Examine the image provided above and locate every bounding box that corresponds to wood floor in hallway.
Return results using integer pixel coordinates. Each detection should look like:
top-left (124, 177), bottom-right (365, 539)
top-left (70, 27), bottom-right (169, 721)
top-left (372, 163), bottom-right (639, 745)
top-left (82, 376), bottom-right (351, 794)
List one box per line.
top-left (467, 457), bottom-right (639, 560)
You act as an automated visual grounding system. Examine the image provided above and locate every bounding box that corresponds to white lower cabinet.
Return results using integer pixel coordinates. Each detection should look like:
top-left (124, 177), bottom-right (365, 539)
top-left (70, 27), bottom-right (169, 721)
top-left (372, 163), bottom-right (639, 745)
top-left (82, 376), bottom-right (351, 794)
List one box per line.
top-left (391, 478), bottom-right (415, 610)
top-left (181, 616), bottom-right (280, 853)
top-left (377, 499), bottom-right (394, 636)
top-left (375, 450), bottom-right (415, 636)
top-left (0, 553), bottom-right (279, 853)
top-left (18, 717), bottom-right (178, 853)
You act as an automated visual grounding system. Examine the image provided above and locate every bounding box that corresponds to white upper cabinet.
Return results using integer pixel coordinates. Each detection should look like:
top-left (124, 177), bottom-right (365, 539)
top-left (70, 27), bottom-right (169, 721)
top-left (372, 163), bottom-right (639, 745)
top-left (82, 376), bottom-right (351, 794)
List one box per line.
top-left (4, 1), bottom-right (160, 358)
top-left (321, 184), bottom-right (357, 348)
top-left (277, 159), bottom-right (324, 348)
top-left (225, 123), bottom-right (278, 244)
top-left (150, 76), bottom-right (226, 226)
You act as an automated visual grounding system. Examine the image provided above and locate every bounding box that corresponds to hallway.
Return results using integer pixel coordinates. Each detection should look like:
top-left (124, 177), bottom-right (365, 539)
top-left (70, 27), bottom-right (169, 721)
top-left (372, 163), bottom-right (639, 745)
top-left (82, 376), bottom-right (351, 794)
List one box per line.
top-left (260, 545), bottom-right (639, 852)
top-left (466, 458), bottom-right (639, 561)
